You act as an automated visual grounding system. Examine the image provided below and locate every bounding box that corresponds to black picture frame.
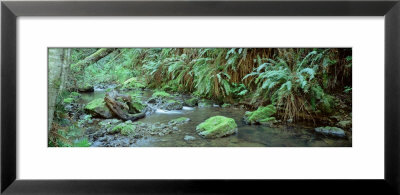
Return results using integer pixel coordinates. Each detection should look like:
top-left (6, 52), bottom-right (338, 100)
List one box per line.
top-left (1, 0), bottom-right (399, 194)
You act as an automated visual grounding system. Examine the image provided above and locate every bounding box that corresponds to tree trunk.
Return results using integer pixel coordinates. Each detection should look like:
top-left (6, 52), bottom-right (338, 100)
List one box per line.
top-left (59, 49), bottom-right (71, 92)
top-left (72, 48), bottom-right (114, 71)
top-left (48, 48), bottom-right (65, 133)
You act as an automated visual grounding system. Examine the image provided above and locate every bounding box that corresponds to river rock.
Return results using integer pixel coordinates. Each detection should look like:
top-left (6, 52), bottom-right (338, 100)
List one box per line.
top-left (161, 99), bottom-right (183, 110)
top-left (84, 98), bottom-right (113, 118)
top-left (198, 99), bottom-right (213, 108)
top-left (77, 84), bottom-right (94, 93)
top-left (184, 135), bottom-right (196, 141)
top-left (184, 98), bottom-right (198, 107)
top-left (147, 97), bottom-right (157, 104)
top-left (315, 126), bottom-right (346, 138)
top-left (196, 116), bottom-right (238, 138)
top-left (169, 117), bottom-right (190, 125)
top-left (99, 119), bottom-right (121, 128)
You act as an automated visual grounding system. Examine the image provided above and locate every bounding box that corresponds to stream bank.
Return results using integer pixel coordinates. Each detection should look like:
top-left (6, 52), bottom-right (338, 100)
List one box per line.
top-left (63, 88), bottom-right (352, 147)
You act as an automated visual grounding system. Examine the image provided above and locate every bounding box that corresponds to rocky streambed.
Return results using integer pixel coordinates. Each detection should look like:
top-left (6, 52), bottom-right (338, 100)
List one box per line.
top-left (63, 88), bottom-right (352, 147)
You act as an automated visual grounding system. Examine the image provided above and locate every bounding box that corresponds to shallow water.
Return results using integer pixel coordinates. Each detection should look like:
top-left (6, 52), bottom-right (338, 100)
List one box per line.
top-left (80, 90), bottom-right (352, 147)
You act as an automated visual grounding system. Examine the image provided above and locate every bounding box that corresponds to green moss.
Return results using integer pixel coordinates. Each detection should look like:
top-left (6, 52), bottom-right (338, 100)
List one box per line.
top-left (163, 99), bottom-right (183, 110)
top-left (198, 99), bottom-right (213, 108)
top-left (318, 94), bottom-right (335, 114)
top-left (152, 91), bottom-right (171, 98)
top-left (196, 116), bottom-right (238, 138)
top-left (259, 117), bottom-right (276, 123)
top-left (85, 98), bottom-right (105, 110)
top-left (244, 105), bottom-right (276, 124)
top-left (70, 92), bottom-right (81, 98)
top-left (184, 98), bottom-right (198, 107)
top-left (122, 77), bottom-right (146, 89)
top-left (161, 84), bottom-right (179, 92)
top-left (337, 120), bottom-right (352, 129)
top-left (84, 98), bottom-right (113, 118)
top-left (221, 103), bottom-right (231, 108)
top-left (63, 97), bottom-right (74, 104)
top-left (129, 100), bottom-right (145, 113)
top-left (111, 121), bottom-right (136, 135)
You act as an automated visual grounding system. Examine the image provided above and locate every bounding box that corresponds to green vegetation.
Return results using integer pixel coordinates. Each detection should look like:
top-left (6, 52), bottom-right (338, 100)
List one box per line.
top-left (63, 97), bottom-right (74, 104)
top-left (196, 116), bottom-right (238, 138)
top-left (111, 121), bottom-right (136, 135)
top-left (122, 77), bottom-right (146, 90)
top-left (152, 91), bottom-right (172, 98)
top-left (73, 138), bottom-right (91, 147)
top-left (84, 98), bottom-right (112, 118)
top-left (244, 105), bottom-right (276, 124)
top-left (184, 98), bottom-right (198, 107)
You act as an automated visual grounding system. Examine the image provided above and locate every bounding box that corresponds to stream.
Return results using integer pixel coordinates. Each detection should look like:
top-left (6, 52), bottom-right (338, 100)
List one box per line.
top-left (78, 89), bottom-right (352, 147)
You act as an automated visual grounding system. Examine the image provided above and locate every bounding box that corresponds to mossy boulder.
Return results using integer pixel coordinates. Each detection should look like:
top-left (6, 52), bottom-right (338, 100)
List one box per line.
top-left (184, 98), bottom-right (198, 107)
top-left (198, 99), bottom-right (213, 108)
top-left (77, 83), bottom-right (94, 93)
top-left (110, 121), bottom-right (136, 136)
top-left (161, 99), bottom-right (183, 110)
top-left (244, 105), bottom-right (276, 125)
top-left (84, 98), bottom-right (113, 118)
top-left (315, 126), bottom-right (346, 138)
top-left (196, 116), bottom-right (238, 138)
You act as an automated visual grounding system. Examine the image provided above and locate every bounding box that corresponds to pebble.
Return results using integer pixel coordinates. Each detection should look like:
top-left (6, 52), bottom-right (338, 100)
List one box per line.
top-left (184, 135), bottom-right (196, 141)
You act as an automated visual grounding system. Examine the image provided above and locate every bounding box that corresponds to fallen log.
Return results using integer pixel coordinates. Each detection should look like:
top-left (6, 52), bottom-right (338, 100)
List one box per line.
top-left (104, 91), bottom-right (145, 122)
top-left (71, 48), bottom-right (115, 71)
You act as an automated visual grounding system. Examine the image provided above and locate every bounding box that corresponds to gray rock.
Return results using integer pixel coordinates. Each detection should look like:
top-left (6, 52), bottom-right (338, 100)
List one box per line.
top-left (169, 117), bottom-right (190, 125)
top-left (184, 135), bottom-right (196, 141)
top-left (315, 126), bottom-right (346, 138)
top-left (198, 99), bottom-right (214, 108)
top-left (162, 99), bottom-right (183, 110)
top-left (184, 98), bottom-right (198, 107)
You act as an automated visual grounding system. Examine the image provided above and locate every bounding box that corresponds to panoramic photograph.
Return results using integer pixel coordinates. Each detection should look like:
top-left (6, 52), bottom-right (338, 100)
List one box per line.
top-left (48, 48), bottom-right (352, 147)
